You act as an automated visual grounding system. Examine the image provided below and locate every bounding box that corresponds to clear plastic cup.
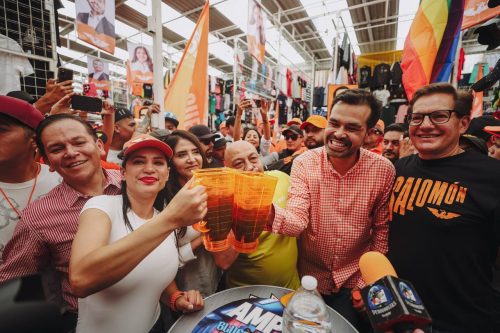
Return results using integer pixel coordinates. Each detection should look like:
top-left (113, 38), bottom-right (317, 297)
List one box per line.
top-left (230, 172), bottom-right (278, 253)
top-left (191, 168), bottom-right (236, 252)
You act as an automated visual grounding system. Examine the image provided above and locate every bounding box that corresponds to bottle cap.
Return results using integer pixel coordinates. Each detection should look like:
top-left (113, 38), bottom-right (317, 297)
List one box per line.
top-left (301, 275), bottom-right (317, 290)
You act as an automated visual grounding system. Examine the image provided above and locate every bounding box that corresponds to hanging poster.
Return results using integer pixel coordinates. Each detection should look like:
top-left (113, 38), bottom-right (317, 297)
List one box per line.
top-left (75, 0), bottom-right (116, 54)
top-left (87, 56), bottom-right (110, 91)
top-left (126, 42), bottom-right (154, 87)
top-left (462, 0), bottom-right (500, 30)
top-left (247, 0), bottom-right (266, 64)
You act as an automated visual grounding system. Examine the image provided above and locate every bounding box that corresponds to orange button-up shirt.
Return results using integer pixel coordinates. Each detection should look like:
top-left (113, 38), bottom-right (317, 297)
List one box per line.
top-left (272, 147), bottom-right (395, 294)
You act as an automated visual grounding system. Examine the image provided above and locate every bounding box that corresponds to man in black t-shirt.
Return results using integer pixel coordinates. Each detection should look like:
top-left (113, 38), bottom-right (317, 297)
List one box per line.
top-left (387, 83), bottom-right (500, 333)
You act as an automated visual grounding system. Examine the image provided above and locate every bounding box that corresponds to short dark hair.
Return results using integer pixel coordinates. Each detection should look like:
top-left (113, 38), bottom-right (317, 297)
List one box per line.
top-left (36, 114), bottom-right (97, 158)
top-left (455, 90), bottom-right (473, 116)
top-left (409, 83), bottom-right (458, 115)
top-left (0, 113), bottom-right (35, 138)
top-left (331, 89), bottom-right (382, 129)
top-left (384, 123), bottom-right (405, 135)
top-left (225, 116), bottom-right (236, 128)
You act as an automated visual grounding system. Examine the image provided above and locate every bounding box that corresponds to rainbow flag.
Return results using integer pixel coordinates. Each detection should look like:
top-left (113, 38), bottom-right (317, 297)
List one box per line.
top-left (401, 0), bottom-right (465, 100)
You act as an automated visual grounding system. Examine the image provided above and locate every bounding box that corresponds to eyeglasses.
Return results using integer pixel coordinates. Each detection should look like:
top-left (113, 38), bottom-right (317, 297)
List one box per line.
top-left (285, 134), bottom-right (298, 141)
top-left (408, 110), bottom-right (458, 126)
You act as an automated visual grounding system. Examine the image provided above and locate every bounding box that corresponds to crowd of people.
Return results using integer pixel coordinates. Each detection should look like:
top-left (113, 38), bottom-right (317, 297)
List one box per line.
top-left (0, 78), bottom-right (499, 333)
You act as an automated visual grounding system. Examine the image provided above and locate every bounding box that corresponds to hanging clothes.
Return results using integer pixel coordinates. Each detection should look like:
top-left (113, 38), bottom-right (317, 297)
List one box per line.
top-left (391, 62), bottom-right (403, 85)
top-left (371, 63), bottom-right (391, 89)
top-left (359, 66), bottom-right (372, 88)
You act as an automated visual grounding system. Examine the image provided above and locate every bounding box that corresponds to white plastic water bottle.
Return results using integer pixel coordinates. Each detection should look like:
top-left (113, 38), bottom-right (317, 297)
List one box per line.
top-left (282, 275), bottom-right (332, 333)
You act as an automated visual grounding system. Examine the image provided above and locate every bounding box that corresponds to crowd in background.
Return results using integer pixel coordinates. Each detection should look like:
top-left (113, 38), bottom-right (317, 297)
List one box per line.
top-left (0, 77), bottom-right (499, 333)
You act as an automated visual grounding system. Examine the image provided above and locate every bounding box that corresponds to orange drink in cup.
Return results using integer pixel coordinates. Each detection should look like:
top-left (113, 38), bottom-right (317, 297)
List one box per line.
top-left (230, 172), bottom-right (278, 253)
top-left (191, 168), bottom-right (236, 252)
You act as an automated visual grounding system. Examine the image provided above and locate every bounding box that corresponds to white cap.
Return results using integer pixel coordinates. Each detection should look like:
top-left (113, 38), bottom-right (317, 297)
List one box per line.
top-left (301, 275), bottom-right (318, 291)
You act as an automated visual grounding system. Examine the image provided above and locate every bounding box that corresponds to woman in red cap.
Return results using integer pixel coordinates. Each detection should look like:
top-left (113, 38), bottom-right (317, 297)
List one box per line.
top-left (70, 134), bottom-right (206, 333)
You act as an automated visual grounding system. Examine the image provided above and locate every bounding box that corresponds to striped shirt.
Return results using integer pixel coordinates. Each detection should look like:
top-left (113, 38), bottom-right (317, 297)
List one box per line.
top-left (272, 147), bottom-right (395, 294)
top-left (0, 169), bottom-right (121, 312)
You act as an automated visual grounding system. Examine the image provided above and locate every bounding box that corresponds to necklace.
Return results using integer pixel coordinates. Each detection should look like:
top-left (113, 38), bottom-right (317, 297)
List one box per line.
top-left (0, 163), bottom-right (41, 219)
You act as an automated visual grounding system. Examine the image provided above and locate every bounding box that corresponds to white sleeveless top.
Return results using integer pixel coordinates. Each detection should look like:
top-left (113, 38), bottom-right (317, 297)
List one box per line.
top-left (76, 195), bottom-right (178, 333)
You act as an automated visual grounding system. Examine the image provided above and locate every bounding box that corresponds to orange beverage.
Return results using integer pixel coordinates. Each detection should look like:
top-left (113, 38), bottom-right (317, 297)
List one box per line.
top-left (230, 172), bottom-right (278, 253)
top-left (192, 168), bottom-right (236, 252)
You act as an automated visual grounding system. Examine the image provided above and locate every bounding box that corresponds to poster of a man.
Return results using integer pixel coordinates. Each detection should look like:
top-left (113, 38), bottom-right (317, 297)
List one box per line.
top-left (127, 42), bottom-right (154, 85)
top-left (247, 0), bottom-right (266, 64)
top-left (87, 56), bottom-right (111, 90)
top-left (75, 0), bottom-right (116, 53)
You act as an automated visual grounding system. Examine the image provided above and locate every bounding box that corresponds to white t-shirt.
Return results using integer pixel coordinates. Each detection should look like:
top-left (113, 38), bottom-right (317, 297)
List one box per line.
top-left (0, 164), bottom-right (61, 261)
top-left (373, 89), bottom-right (391, 107)
top-left (106, 149), bottom-right (122, 165)
top-left (76, 195), bottom-right (178, 333)
top-left (0, 34), bottom-right (34, 94)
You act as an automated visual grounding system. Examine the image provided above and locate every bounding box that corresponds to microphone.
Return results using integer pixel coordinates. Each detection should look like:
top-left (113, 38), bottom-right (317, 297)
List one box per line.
top-left (359, 252), bottom-right (432, 333)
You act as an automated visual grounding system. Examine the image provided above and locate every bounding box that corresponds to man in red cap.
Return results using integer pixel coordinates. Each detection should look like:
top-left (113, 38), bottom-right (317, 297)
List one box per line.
top-left (300, 115), bottom-right (326, 149)
top-left (484, 126), bottom-right (500, 160)
top-left (0, 114), bottom-right (121, 331)
top-left (0, 96), bottom-right (62, 263)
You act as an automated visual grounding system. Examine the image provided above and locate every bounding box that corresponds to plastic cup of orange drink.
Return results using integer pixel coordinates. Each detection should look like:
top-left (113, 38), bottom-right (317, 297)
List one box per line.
top-left (191, 168), bottom-right (236, 252)
top-left (229, 172), bottom-right (278, 253)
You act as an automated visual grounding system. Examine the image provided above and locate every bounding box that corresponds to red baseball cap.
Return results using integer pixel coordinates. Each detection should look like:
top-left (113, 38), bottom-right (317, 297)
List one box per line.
top-left (0, 95), bottom-right (43, 130)
top-left (122, 134), bottom-right (173, 160)
top-left (484, 126), bottom-right (500, 138)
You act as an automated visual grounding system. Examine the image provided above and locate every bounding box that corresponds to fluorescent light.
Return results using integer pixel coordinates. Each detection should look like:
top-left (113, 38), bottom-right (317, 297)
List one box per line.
top-left (396, 0), bottom-right (419, 50)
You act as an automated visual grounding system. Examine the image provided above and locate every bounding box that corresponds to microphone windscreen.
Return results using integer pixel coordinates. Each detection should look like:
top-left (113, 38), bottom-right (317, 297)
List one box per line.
top-left (359, 251), bottom-right (398, 285)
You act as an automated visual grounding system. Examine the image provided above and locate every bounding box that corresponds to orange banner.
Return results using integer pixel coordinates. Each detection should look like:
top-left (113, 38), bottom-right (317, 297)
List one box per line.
top-left (76, 23), bottom-right (115, 54)
top-left (164, 1), bottom-right (209, 130)
top-left (462, 0), bottom-right (500, 29)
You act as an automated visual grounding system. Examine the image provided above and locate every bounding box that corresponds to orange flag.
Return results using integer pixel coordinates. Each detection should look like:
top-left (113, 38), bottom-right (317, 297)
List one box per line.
top-left (164, 1), bottom-right (209, 130)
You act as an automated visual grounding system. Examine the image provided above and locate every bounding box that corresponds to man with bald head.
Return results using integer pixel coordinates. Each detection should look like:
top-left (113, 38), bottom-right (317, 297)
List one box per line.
top-left (212, 140), bottom-right (300, 289)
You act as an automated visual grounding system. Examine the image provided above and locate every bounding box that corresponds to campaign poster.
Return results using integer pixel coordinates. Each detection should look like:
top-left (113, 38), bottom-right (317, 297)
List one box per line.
top-left (75, 0), bottom-right (116, 54)
top-left (247, 0), bottom-right (266, 64)
top-left (87, 56), bottom-right (110, 91)
top-left (127, 42), bottom-right (154, 86)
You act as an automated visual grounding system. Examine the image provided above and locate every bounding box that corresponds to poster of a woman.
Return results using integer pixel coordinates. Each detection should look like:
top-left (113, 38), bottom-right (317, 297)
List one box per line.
top-left (247, 0), bottom-right (266, 64)
top-left (127, 42), bottom-right (154, 87)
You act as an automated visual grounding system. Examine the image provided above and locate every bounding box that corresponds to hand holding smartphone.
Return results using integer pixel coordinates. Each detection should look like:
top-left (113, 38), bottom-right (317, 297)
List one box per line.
top-left (57, 68), bottom-right (74, 83)
top-left (71, 95), bottom-right (103, 113)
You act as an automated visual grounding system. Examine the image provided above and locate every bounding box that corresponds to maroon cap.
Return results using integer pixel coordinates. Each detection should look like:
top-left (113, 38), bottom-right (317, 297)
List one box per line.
top-left (0, 96), bottom-right (44, 130)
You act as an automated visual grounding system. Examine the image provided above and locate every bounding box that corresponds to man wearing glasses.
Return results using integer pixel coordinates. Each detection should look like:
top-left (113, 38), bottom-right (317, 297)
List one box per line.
top-left (267, 124), bottom-right (306, 175)
top-left (188, 125), bottom-right (219, 168)
top-left (388, 83), bottom-right (500, 333)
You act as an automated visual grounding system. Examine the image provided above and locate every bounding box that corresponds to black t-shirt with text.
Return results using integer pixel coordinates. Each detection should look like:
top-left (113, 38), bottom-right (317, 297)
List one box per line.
top-left (388, 151), bottom-right (500, 333)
